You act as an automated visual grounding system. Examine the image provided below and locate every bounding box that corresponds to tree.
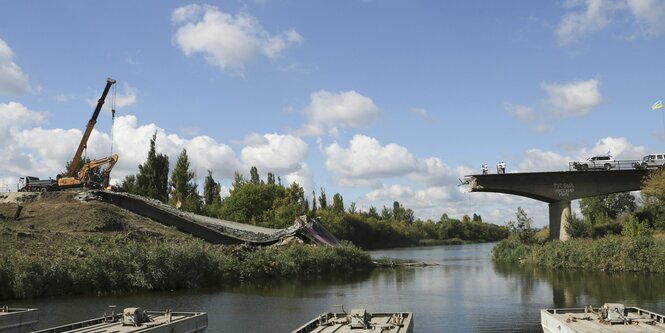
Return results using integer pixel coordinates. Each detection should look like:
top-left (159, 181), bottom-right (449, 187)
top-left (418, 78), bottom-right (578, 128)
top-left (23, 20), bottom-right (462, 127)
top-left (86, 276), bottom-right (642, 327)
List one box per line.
top-left (580, 192), bottom-right (636, 221)
top-left (348, 202), bottom-right (357, 214)
top-left (565, 212), bottom-right (591, 238)
top-left (318, 187), bottom-right (328, 210)
top-left (250, 166), bottom-right (261, 184)
top-left (311, 190), bottom-right (317, 214)
top-left (507, 207), bottom-right (536, 244)
top-left (169, 149), bottom-right (201, 213)
top-left (121, 174), bottom-right (136, 193)
top-left (203, 169), bottom-right (222, 206)
top-left (133, 132), bottom-right (169, 202)
top-left (267, 172), bottom-right (275, 185)
top-left (332, 193), bottom-right (344, 213)
top-left (231, 171), bottom-right (245, 192)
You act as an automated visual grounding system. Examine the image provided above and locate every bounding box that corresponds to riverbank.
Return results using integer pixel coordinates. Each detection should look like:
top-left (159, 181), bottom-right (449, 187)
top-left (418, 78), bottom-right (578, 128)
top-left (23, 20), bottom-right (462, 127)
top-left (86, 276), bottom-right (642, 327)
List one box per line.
top-left (492, 235), bottom-right (665, 272)
top-left (0, 192), bottom-right (372, 300)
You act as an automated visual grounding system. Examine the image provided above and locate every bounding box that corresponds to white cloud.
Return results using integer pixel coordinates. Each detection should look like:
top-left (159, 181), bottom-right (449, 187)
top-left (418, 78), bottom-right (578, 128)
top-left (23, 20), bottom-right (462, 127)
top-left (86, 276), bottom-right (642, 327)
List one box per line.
top-left (504, 103), bottom-right (535, 121)
top-left (0, 38), bottom-right (29, 96)
top-left (627, 0), bottom-right (665, 35)
top-left (240, 133), bottom-right (308, 175)
top-left (172, 4), bottom-right (302, 71)
top-left (518, 149), bottom-right (572, 172)
top-left (284, 163), bottom-right (314, 196)
top-left (298, 90), bottom-right (381, 137)
top-left (556, 0), bottom-right (616, 45)
top-left (506, 79), bottom-right (601, 131)
top-left (410, 157), bottom-right (456, 187)
top-left (325, 135), bottom-right (418, 187)
top-left (516, 136), bottom-right (647, 173)
top-left (542, 79), bottom-right (601, 117)
top-left (556, 0), bottom-right (665, 44)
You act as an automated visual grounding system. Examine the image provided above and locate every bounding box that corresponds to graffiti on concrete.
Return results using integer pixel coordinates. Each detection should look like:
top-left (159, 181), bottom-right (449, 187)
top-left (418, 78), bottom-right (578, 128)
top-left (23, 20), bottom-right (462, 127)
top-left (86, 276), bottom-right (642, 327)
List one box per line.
top-left (553, 183), bottom-right (575, 197)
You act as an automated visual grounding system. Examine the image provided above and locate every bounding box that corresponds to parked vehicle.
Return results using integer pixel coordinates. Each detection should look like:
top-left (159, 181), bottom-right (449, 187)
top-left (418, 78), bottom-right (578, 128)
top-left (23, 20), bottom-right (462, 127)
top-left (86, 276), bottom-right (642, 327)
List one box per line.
top-left (571, 155), bottom-right (617, 171)
top-left (18, 176), bottom-right (57, 192)
top-left (634, 153), bottom-right (665, 169)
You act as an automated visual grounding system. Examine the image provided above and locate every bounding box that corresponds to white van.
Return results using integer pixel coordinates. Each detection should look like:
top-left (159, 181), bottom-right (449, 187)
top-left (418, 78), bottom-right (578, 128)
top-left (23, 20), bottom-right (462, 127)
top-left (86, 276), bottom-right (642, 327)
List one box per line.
top-left (634, 153), bottom-right (665, 169)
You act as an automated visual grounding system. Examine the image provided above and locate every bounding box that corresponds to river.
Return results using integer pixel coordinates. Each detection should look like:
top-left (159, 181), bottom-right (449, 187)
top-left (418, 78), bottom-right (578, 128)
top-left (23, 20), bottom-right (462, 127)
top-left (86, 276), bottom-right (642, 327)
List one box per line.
top-left (7, 242), bottom-right (665, 332)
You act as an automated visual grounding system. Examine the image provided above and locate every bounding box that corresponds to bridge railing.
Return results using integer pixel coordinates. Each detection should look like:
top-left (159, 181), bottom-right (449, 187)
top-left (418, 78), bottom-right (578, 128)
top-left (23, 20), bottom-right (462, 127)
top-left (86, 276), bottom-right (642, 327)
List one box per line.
top-left (568, 160), bottom-right (640, 171)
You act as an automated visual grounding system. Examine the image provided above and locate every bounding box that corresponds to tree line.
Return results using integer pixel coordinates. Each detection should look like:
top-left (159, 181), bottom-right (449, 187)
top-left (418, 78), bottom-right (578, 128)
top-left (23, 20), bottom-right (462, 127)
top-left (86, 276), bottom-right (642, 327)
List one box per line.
top-left (120, 133), bottom-right (508, 249)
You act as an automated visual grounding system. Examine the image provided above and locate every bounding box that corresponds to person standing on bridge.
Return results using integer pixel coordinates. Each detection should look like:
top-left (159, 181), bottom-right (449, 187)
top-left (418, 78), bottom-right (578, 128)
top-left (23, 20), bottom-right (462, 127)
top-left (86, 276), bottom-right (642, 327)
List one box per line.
top-left (481, 163), bottom-right (488, 174)
top-left (497, 161), bottom-right (506, 174)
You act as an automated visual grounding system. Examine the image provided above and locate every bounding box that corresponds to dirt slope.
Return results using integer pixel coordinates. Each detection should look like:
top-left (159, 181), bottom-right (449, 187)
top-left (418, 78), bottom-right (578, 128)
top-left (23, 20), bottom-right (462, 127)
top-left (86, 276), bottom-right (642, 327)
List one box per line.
top-left (0, 191), bottom-right (190, 255)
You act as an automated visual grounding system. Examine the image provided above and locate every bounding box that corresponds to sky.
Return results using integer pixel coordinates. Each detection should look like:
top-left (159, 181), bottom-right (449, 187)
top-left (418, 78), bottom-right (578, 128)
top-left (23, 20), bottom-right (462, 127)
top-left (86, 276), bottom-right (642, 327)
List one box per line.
top-left (1, 0), bottom-right (665, 226)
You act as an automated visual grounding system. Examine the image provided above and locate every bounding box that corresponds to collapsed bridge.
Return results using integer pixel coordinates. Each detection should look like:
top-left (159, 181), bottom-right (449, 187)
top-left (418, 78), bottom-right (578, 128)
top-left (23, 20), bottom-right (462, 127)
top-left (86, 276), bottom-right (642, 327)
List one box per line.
top-left (91, 190), bottom-right (339, 246)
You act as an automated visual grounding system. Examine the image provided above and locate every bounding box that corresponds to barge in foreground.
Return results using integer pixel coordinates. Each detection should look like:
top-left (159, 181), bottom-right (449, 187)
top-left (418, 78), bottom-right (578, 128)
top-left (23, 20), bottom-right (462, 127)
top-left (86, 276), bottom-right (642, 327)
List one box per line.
top-left (292, 308), bottom-right (413, 333)
top-left (541, 303), bottom-right (665, 333)
top-left (0, 307), bottom-right (38, 333)
top-left (33, 307), bottom-right (207, 333)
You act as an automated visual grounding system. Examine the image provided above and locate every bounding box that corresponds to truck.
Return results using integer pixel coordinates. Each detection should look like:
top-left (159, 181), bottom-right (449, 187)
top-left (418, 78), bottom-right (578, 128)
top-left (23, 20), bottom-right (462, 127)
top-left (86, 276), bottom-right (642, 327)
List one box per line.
top-left (633, 153), bottom-right (665, 169)
top-left (571, 155), bottom-right (617, 171)
top-left (18, 176), bottom-right (57, 192)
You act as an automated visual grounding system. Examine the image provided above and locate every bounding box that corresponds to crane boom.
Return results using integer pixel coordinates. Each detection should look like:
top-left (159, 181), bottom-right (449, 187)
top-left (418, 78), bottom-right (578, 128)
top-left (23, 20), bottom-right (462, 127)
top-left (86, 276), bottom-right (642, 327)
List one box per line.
top-left (65, 78), bottom-right (116, 177)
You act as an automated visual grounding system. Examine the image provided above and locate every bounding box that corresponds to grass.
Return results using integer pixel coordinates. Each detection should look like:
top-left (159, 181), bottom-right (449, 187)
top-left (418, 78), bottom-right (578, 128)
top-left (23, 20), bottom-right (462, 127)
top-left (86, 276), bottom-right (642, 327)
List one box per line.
top-left (492, 235), bottom-right (665, 273)
top-left (0, 234), bottom-right (372, 300)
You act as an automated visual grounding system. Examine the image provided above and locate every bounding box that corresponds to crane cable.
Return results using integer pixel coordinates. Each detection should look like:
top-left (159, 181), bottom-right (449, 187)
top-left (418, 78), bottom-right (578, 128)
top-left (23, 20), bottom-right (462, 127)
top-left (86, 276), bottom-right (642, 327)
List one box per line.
top-left (110, 82), bottom-right (116, 155)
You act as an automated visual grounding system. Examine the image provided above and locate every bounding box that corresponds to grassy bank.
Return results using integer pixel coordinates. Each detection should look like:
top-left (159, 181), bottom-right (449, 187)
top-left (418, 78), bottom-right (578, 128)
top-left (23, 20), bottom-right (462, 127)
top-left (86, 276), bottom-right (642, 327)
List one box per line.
top-left (492, 235), bottom-right (665, 272)
top-left (0, 234), bottom-right (372, 300)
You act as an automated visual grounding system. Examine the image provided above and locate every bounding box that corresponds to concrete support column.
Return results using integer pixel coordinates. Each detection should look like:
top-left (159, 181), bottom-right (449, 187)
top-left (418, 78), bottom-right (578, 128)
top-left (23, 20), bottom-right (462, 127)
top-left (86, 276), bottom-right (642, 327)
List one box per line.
top-left (549, 200), bottom-right (571, 241)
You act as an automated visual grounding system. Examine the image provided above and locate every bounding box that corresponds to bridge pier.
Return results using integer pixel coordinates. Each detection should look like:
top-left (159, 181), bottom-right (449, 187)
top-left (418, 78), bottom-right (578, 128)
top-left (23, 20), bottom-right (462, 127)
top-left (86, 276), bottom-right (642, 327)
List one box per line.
top-left (548, 200), bottom-right (571, 241)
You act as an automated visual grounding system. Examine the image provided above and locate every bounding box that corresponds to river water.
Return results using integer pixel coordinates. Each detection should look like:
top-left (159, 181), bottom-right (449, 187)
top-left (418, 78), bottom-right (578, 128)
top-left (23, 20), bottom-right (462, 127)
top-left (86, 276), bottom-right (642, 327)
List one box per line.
top-left (8, 242), bottom-right (665, 332)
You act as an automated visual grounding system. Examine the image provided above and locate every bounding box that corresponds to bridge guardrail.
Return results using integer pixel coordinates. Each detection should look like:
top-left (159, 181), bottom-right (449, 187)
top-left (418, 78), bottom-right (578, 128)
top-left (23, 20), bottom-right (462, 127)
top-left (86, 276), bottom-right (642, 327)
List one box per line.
top-left (568, 160), bottom-right (640, 171)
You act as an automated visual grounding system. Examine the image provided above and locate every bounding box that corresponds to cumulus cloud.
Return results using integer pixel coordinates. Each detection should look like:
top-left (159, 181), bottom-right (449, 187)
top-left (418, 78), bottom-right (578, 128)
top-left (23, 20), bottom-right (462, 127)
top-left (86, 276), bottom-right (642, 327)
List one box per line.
top-left (410, 157), bottom-right (456, 187)
top-left (0, 108), bottom-right (246, 188)
top-left (325, 135), bottom-right (418, 187)
top-left (284, 163), bottom-right (314, 196)
top-left (240, 133), bottom-right (308, 175)
top-left (0, 38), bottom-right (29, 96)
top-left (516, 136), bottom-right (647, 172)
top-left (505, 79), bottom-right (601, 131)
top-left (627, 0), bottom-right (665, 35)
top-left (556, 0), bottom-right (616, 45)
top-left (542, 79), bottom-right (601, 117)
top-left (298, 90), bottom-right (381, 137)
top-left (172, 4), bottom-right (302, 71)
top-left (556, 0), bottom-right (665, 44)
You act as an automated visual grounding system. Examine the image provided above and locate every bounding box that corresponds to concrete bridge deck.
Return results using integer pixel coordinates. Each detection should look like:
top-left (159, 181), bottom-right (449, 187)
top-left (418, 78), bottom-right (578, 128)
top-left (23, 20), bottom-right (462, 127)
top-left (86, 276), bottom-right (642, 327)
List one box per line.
top-left (465, 169), bottom-right (651, 240)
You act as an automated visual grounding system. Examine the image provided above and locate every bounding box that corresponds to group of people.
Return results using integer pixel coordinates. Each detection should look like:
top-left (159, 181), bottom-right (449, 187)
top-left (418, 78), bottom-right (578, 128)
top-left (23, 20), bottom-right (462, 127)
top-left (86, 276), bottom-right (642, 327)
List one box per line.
top-left (481, 161), bottom-right (506, 174)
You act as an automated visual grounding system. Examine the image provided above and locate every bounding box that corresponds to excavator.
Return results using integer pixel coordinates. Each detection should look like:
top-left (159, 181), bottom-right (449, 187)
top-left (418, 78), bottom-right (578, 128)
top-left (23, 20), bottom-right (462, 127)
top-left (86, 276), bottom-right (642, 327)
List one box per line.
top-left (56, 77), bottom-right (118, 190)
top-left (57, 154), bottom-right (118, 190)
top-left (19, 78), bottom-right (119, 192)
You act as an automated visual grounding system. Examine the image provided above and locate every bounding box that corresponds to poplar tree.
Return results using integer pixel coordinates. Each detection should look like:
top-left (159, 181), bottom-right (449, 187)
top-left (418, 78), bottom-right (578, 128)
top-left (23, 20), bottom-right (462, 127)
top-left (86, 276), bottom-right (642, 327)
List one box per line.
top-left (318, 187), bottom-right (328, 210)
top-left (332, 193), bottom-right (344, 213)
top-left (203, 169), bottom-right (222, 206)
top-left (132, 132), bottom-right (169, 202)
top-left (169, 148), bottom-right (201, 213)
top-left (250, 166), bottom-right (260, 184)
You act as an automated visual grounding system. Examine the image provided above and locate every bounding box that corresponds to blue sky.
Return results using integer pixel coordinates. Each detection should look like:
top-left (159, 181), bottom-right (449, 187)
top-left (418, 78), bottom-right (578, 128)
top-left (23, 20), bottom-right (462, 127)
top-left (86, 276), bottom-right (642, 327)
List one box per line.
top-left (1, 0), bottom-right (665, 225)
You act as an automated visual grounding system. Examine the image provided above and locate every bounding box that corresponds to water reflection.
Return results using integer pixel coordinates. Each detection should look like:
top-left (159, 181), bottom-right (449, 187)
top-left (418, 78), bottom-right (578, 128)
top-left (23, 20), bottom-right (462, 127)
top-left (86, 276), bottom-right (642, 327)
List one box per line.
top-left (493, 260), bottom-right (665, 311)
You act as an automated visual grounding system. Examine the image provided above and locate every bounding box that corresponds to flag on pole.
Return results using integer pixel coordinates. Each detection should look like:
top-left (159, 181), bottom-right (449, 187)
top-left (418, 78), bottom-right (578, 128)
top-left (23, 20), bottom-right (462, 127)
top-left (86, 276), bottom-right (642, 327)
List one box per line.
top-left (652, 100), bottom-right (664, 110)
